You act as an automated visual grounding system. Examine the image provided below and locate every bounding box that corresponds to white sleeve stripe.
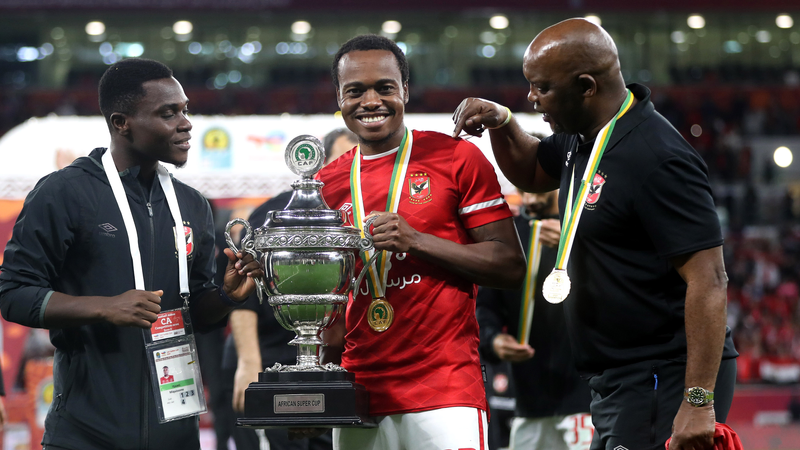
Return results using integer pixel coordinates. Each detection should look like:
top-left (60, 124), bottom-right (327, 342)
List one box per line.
top-left (458, 198), bottom-right (506, 215)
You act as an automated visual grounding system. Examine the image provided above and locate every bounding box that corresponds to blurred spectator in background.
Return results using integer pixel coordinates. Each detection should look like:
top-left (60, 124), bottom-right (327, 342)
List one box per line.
top-left (322, 128), bottom-right (357, 166)
top-left (477, 188), bottom-right (593, 450)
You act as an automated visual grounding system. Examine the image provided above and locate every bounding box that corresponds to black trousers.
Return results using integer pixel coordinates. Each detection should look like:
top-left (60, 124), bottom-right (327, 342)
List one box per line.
top-left (587, 357), bottom-right (736, 450)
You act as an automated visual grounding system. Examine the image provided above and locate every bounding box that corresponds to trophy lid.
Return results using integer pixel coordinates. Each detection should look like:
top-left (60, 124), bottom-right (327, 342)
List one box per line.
top-left (266, 135), bottom-right (344, 228)
top-left (285, 135), bottom-right (325, 179)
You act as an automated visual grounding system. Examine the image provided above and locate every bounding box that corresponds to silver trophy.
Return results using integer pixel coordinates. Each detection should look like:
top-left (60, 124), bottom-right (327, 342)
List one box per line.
top-left (225, 135), bottom-right (377, 428)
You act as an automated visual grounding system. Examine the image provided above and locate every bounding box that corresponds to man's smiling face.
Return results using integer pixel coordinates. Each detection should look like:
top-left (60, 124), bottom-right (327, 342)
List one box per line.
top-left (336, 50), bottom-right (409, 154)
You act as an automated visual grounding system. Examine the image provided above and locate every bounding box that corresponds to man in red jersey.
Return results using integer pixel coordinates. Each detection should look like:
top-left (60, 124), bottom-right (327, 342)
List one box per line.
top-left (315, 34), bottom-right (525, 450)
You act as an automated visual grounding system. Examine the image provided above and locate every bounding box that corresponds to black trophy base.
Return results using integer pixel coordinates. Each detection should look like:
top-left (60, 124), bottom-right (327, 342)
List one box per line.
top-left (236, 370), bottom-right (376, 429)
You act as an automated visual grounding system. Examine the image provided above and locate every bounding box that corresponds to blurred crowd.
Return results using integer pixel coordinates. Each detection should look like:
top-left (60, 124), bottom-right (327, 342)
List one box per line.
top-left (725, 226), bottom-right (800, 384)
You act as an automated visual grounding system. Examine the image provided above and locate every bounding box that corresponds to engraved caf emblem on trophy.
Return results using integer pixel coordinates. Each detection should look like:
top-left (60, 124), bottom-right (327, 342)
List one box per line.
top-left (224, 135), bottom-right (378, 428)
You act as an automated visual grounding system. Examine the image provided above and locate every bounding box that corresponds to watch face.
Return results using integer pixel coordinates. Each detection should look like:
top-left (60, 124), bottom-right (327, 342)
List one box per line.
top-left (687, 387), bottom-right (707, 406)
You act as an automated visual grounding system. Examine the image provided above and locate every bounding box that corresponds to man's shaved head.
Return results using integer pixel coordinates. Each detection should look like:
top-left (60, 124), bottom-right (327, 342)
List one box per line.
top-left (525, 18), bottom-right (622, 89)
top-left (522, 18), bottom-right (628, 137)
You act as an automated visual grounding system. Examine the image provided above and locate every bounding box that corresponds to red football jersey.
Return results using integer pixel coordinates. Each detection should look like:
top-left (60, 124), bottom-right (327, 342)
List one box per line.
top-left (318, 130), bottom-right (512, 415)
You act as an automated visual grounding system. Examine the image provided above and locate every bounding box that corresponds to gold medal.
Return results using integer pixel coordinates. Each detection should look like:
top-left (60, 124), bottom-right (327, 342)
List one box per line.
top-left (542, 269), bottom-right (571, 304)
top-left (367, 297), bottom-right (394, 332)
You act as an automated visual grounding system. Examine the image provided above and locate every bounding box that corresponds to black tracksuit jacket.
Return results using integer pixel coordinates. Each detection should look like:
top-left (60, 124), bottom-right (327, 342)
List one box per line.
top-left (0, 148), bottom-right (221, 450)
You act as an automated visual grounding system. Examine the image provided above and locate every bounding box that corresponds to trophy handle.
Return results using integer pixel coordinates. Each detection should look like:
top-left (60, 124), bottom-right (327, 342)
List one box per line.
top-left (353, 216), bottom-right (380, 299)
top-left (224, 218), bottom-right (267, 304)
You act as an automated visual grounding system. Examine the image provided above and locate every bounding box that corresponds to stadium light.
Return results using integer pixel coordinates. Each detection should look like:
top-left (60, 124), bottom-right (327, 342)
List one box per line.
top-left (756, 30), bottom-right (772, 43)
top-left (776, 14), bottom-right (793, 29)
top-left (671, 31), bottom-right (686, 44)
top-left (291, 21), bottom-right (311, 35)
top-left (382, 20), bottom-right (402, 34)
top-left (687, 14), bottom-right (705, 29)
top-left (489, 15), bottom-right (509, 30)
top-left (85, 21), bottom-right (106, 36)
top-left (173, 21), bottom-right (193, 35)
top-left (774, 146), bottom-right (793, 168)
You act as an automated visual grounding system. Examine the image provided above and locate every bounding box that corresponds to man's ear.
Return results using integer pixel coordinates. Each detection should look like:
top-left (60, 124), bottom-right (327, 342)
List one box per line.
top-left (403, 82), bottom-right (409, 104)
top-left (577, 74), bottom-right (597, 98)
top-left (110, 112), bottom-right (129, 136)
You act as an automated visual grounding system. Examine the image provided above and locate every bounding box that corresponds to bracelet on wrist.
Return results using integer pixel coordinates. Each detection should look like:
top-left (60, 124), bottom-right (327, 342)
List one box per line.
top-left (490, 107), bottom-right (512, 129)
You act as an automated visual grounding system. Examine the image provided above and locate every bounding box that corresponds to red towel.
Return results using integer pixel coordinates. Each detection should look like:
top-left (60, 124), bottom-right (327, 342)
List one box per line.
top-left (665, 423), bottom-right (743, 450)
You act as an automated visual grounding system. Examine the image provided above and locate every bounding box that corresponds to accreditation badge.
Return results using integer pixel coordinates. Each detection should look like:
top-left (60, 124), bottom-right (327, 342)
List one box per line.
top-left (144, 307), bottom-right (208, 423)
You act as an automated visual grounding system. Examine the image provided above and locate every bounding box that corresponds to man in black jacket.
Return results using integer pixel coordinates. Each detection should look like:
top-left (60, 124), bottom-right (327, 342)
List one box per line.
top-left (478, 189), bottom-right (593, 450)
top-left (0, 58), bottom-right (261, 450)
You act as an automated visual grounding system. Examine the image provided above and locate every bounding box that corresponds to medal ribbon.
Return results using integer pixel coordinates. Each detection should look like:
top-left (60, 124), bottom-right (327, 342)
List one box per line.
top-left (350, 128), bottom-right (413, 299)
top-left (518, 220), bottom-right (543, 345)
top-left (553, 90), bottom-right (634, 271)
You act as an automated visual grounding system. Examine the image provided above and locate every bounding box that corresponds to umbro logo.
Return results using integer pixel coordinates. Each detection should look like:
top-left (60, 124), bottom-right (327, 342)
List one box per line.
top-left (614, 446), bottom-right (628, 450)
top-left (98, 223), bottom-right (118, 232)
top-left (98, 223), bottom-right (118, 238)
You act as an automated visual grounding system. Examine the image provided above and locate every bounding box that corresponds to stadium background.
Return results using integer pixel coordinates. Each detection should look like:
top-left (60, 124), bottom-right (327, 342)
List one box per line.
top-left (1, 0), bottom-right (800, 448)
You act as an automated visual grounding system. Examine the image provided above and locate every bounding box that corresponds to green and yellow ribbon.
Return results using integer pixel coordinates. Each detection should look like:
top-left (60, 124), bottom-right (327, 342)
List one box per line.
top-left (553, 90), bottom-right (634, 271)
top-left (518, 220), bottom-right (543, 345)
top-left (350, 128), bottom-right (413, 299)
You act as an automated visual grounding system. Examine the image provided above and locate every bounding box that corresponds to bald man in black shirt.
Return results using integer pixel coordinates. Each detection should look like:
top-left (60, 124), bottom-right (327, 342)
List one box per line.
top-left (454, 18), bottom-right (737, 450)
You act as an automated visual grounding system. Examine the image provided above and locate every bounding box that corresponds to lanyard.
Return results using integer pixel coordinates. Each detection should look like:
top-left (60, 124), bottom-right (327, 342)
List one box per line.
top-left (543, 90), bottom-right (634, 304)
top-left (101, 149), bottom-right (190, 301)
top-left (517, 219), bottom-right (543, 345)
top-left (349, 128), bottom-right (413, 299)
top-left (553, 89), bottom-right (634, 271)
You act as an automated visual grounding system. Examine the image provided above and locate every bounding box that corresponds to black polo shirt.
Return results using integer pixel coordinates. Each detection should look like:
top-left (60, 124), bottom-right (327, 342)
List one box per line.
top-left (537, 83), bottom-right (737, 373)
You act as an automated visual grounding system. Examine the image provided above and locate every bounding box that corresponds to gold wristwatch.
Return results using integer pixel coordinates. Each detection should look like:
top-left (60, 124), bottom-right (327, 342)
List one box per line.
top-left (684, 387), bottom-right (714, 407)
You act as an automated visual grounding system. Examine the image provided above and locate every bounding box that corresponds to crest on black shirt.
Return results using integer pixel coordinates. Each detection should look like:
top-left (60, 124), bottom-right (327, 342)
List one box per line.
top-left (585, 172), bottom-right (606, 210)
top-left (174, 225), bottom-right (195, 259)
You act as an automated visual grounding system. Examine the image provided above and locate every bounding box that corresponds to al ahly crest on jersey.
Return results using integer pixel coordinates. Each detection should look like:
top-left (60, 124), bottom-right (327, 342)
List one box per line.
top-left (408, 173), bottom-right (432, 204)
top-left (585, 171), bottom-right (606, 210)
